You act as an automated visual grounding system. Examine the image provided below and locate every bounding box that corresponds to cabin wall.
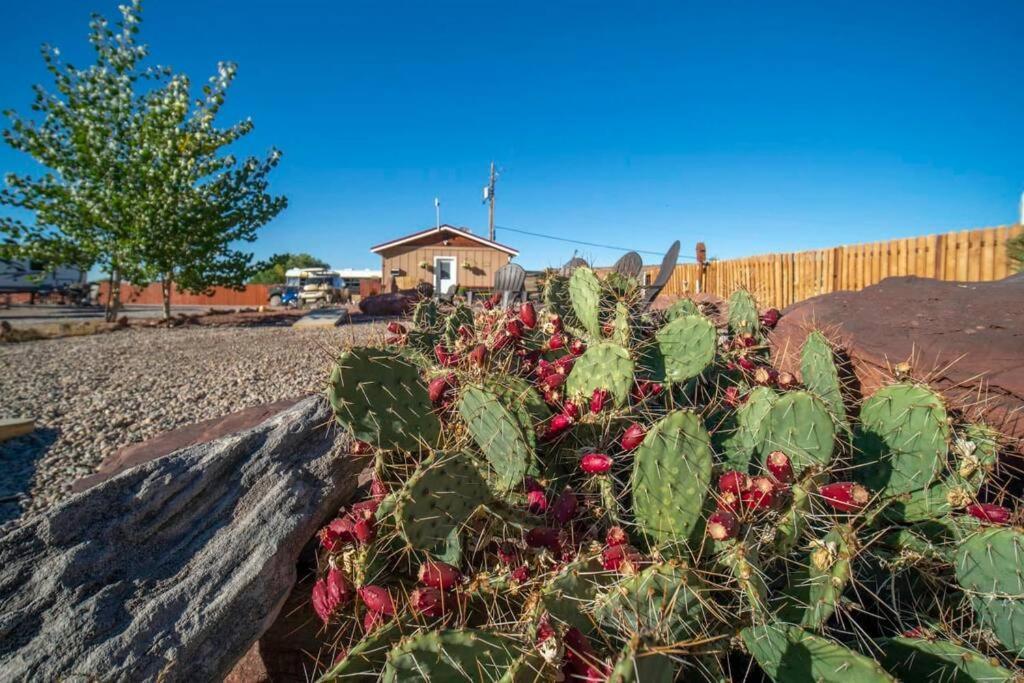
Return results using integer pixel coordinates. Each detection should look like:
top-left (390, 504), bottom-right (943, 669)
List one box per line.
top-left (380, 244), bottom-right (511, 291)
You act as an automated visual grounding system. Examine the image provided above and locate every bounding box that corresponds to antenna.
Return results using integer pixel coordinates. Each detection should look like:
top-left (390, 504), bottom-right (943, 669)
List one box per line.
top-left (434, 197), bottom-right (441, 229)
top-left (483, 162), bottom-right (498, 241)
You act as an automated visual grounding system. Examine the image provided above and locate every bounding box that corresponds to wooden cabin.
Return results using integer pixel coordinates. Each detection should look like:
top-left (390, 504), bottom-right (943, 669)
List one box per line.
top-left (371, 224), bottom-right (519, 294)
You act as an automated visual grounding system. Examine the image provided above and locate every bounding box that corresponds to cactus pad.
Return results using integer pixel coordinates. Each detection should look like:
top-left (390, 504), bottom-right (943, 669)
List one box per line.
top-left (412, 298), bottom-right (438, 328)
top-left (879, 636), bottom-right (1017, 682)
top-left (566, 342), bottom-right (635, 407)
top-left (569, 266), bottom-right (604, 338)
top-left (800, 331), bottom-right (849, 432)
top-left (396, 453), bottom-right (490, 553)
top-left (539, 555), bottom-right (609, 634)
top-left (779, 526), bottom-right (854, 628)
top-left (631, 411), bottom-right (713, 545)
top-left (719, 386), bottom-right (777, 471)
top-left (856, 383), bottom-right (949, 497)
top-left (728, 289), bottom-right (761, 338)
top-left (320, 620), bottom-right (405, 681)
top-left (443, 304), bottom-right (474, 345)
top-left (598, 562), bottom-right (707, 642)
top-left (458, 386), bottom-right (533, 494)
top-left (382, 629), bottom-right (523, 682)
top-left (329, 348), bottom-right (440, 451)
top-left (955, 527), bottom-right (1024, 657)
top-left (762, 391), bottom-right (835, 473)
top-left (741, 624), bottom-right (896, 683)
top-left (611, 301), bottom-right (631, 346)
top-left (663, 298), bottom-right (700, 323)
top-left (654, 314), bottom-right (717, 384)
top-left (607, 641), bottom-right (677, 683)
top-left (542, 274), bottom-right (571, 320)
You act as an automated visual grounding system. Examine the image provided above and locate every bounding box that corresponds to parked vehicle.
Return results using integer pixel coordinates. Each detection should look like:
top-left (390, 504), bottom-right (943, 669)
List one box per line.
top-left (268, 268), bottom-right (348, 308)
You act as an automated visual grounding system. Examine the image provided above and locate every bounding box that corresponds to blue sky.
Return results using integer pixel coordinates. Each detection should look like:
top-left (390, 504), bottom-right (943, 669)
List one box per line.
top-left (2, 1), bottom-right (1022, 271)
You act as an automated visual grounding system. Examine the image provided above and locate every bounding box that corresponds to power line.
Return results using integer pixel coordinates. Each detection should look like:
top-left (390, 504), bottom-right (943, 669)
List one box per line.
top-left (495, 225), bottom-right (699, 261)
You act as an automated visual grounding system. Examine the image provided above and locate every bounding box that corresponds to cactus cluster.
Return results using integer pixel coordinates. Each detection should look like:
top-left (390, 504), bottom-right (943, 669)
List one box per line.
top-left (318, 267), bottom-right (1022, 681)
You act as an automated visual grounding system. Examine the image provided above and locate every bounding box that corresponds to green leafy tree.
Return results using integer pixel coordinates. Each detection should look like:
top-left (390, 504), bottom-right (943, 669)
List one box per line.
top-left (134, 62), bottom-right (286, 318)
top-left (1, 1), bottom-right (287, 320)
top-left (1, 2), bottom-right (158, 320)
top-left (249, 253), bottom-right (330, 284)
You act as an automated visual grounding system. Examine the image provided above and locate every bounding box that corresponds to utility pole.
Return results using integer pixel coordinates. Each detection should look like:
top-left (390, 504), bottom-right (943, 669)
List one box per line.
top-left (483, 162), bottom-right (498, 241)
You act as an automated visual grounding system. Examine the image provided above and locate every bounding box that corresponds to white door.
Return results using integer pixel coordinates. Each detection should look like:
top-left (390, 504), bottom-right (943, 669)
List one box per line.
top-left (434, 256), bottom-right (457, 294)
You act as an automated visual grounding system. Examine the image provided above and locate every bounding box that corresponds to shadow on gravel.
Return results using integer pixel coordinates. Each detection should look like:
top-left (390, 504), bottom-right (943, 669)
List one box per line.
top-left (0, 428), bottom-right (58, 525)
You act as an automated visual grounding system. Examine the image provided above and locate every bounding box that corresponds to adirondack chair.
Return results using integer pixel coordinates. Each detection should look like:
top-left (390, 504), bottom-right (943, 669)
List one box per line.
top-left (642, 240), bottom-right (680, 307)
top-left (435, 283), bottom-right (458, 305)
top-left (612, 251), bottom-right (643, 279)
top-left (560, 257), bottom-right (589, 277)
top-left (468, 263), bottom-right (527, 308)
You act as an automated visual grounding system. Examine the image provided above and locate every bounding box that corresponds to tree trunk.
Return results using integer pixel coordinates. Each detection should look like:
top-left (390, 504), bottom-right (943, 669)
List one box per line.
top-left (161, 273), bottom-right (173, 320)
top-left (104, 267), bottom-right (122, 323)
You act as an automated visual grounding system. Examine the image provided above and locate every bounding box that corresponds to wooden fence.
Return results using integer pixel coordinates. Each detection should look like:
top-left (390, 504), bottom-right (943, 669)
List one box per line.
top-left (98, 282), bottom-right (275, 307)
top-left (646, 224), bottom-right (1022, 310)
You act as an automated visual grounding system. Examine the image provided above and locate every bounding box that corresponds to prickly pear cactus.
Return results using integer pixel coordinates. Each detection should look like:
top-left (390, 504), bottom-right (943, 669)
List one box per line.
top-left (728, 288), bottom-right (761, 338)
top-left (328, 348), bottom-right (440, 451)
top-left (631, 411), bottom-right (713, 546)
top-left (654, 314), bottom-right (716, 383)
top-left (315, 272), bottom-right (1022, 682)
top-left (800, 331), bottom-right (849, 433)
top-left (568, 266), bottom-right (603, 339)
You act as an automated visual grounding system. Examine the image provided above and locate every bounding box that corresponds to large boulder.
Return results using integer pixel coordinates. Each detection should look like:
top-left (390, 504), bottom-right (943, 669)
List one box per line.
top-left (357, 292), bottom-right (418, 316)
top-left (770, 274), bottom-right (1024, 453)
top-left (0, 396), bottom-right (365, 682)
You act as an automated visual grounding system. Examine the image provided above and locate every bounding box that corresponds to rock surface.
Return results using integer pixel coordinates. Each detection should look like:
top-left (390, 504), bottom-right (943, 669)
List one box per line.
top-left (0, 396), bottom-right (365, 682)
top-left (357, 292), bottom-right (417, 316)
top-left (770, 275), bottom-right (1024, 453)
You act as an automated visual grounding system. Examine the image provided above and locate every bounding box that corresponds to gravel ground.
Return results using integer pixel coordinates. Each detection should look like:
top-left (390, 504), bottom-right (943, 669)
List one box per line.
top-left (0, 322), bottom-right (387, 524)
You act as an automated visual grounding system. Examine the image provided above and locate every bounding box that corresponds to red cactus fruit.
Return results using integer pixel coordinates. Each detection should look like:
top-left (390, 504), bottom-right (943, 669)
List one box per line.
top-left (737, 356), bottom-right (757, 371)
top-left (541, 373), bottom-right (565, 393)
top-left (352, 511), bottom-right (377, 545)
top-left (535, 359), bottom-right (554, 379)
top-left (717, 490), bottom-right (740, 513)
top-left (351, 498), bottom-right (380, 516)
top-left (966, 503), bottom-right (1012, 525)
top-left (428, 374), bottom-right (454, 404)
top-left (457, 324), bottom-right (474, 341)
top-left (542, 389), bottom-right (562, 406)
top-left (358, 585), bottom-right (395, 615)
top-left (554, 355), bottom-right (575, 375)
top-left (489, 292), bottom-right (503, 307)
top-left (902, 626), bottom-right (927, 639)
top-left (718, 470), bottom-right (751, 495)
top-left (492, 331), bottom-right (513, 350)
top-left (410, 587), bottom-right (447, 617)
top-left (545, 313), bottom-right (563, 334)
top-left (312, 567), bottom-right (352, 623)
top-left (569, 338), bottom-right (587, 356)
top-left (526, 526), bottom-right (561, 551)
top-left (506, 318), bottom-right (525, 339)
top-left (707, 510), bottom-right (739, 541)
top-left (418, 561), bottom-right (463, 591)
top-left (386, 321), bottom-right (406, 335)
top-left (527, 490), bottom-right (549, 514)
top-left (601, 543), bottom-right (641, 572)
top-left (561, 401), bottom-right (581, 423)
top-left (543, 413), bottom-right (572, 441)
top-left (580, 453), bottom-right (613, 475)
top-left (820, 482), bottom-right (870, 512)
top-left (742, 477), bottom-right (776, 510)
top-left (510, 565), bottom-right (531, 582)
top-left (766, 450), bottom-right (794, 484)
top-left (496, 541), bottom-right (520, 565)
top-left (551, 487), bottom-right (578, 524)
top-left (723, 386), bottom-right (742, 407)
top-left (385, 334), bottom-right (404, 346)
top-left (548, 333), bottom-right (565, 351)
top-left (363, 608), bottom-right (386, 633)
top-left (469, 343), bottom-right (488, 368)
top-left (760, 308), bottom-right (781, 328)
top-left (351, 440), bottom-right (373, 455)
top-left (537, 615), bottom-right (556, 642)
top-left (319, 516), bottom-right (355, 550)
top-left (620, 423), bottom-right (646, 451)
top-left (606, 526), bottom-right (628, 547)
top-left (589, 388), bottom-right (610, 414)
top-left (519, 301), bottom-right (537, 328)
top-left (370, 475), bottom-right (388, 502)
top-left (434, 343), bottom-right (458, 367)
top-left (601, 319), bottom-right (615, 337)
